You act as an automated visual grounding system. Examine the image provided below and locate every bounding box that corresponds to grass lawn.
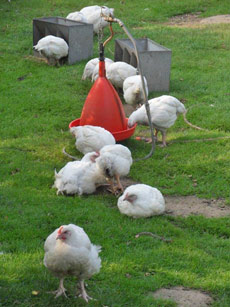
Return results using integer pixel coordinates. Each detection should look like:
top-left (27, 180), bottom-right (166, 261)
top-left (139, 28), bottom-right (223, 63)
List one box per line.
top-left (1, 0), bottom-right (230, 306)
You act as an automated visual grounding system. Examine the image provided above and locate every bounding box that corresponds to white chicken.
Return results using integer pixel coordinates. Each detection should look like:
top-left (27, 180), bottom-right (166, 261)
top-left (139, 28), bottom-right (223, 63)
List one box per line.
top-left (117, 184), bottom-right (165, 218)
top-left (80, 5), bottom-right (114, 34)
top-left (44, 224), bottom-right (101, 302)
top-left (128, 95), bottom-right (186, 146)
top-left (53, 152), bottom-right (105, 195)
top-left (70, 125), bottom-right (116, 154)
top-left (91, 59), bottom-right (114, 82)
top-left (123, 75), bottom-right (148, 106)
top-left (33, 35), bottom-right (68, 65)
top-left (95, 144), bottom-right (132, 193)
top-left (82, 57), bottom-right (114, 80)
top-left (66, 11), bottom-right (88, 23)
top-left (106, 62), bottom-right (137, 89)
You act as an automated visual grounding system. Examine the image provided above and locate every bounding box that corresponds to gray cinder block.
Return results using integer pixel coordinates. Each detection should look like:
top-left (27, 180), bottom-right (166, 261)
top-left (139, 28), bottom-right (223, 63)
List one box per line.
top-left (33, 17), bottom-right (94, 64)
top-left (115, 38), bottom-right (172, 92)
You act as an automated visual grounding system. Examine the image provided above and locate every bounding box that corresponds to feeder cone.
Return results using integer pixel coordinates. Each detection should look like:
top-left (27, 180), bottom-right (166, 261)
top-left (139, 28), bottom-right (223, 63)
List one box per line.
top-left (69, 44), bottom-right (137, 141)
top-left (80, 60), bottom-right (127, 133)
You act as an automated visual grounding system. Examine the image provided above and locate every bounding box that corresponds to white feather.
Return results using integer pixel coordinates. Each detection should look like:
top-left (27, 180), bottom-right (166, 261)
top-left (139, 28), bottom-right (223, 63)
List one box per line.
top-left (70, 125), bottom-right (116, 154)
top-left (80, 5), bottom-right (114, 33)
top-left (44, 224), bottom-right (101, 287)
top-left (82, 57), bottom-right (113, 80)
top-left (117, 184), bottom-right (165, 218)
top-left (53, 156), bottom-right (105, 195)
top-left (106, 62), bottom-right (137, 89)
top-left (33, 35), bottom-right (68, 63)
top-left (91, 59), bottom-right (114, 82)
top-left (66, 11), bottom-right (88, 23)
top-left (96, 144), bottom-right (132, 178)
top-left (123, 75), bottom-right (148, 105)
top-left (128, 95), bottom-right (186, 131)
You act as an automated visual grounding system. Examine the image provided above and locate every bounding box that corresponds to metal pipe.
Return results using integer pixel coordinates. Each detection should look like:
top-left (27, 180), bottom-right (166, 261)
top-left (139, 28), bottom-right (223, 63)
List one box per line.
top-left (101, 15), bottom-right (156, 161)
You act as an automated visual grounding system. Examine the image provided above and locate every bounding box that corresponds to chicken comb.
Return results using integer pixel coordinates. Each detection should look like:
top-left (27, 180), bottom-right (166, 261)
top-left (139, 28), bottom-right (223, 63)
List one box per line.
top-left (57, 226), bottom-right (63, 235)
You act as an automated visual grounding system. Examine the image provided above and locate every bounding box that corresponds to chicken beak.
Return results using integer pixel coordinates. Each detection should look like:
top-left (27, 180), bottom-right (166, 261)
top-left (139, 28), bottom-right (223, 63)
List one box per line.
top-left (123, 193), bottom-right (129, 202)
top-left (56, 234), bottom-right (61, 240)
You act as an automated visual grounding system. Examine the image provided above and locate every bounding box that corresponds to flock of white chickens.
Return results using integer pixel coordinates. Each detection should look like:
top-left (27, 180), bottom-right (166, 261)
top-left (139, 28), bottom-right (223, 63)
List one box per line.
top-left (33, 4), bottom-right (189, 302)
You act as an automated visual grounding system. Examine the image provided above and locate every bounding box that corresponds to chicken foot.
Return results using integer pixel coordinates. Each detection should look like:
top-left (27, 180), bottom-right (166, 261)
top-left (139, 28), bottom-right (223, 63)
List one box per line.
top-left (48, 278), bottom-right (67, 298)
top-left (78, 280), bottom-right (93, 303)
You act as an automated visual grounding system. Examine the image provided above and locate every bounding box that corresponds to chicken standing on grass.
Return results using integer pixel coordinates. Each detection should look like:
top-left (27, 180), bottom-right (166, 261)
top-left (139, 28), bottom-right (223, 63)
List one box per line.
top-left (123, 75), bottom-right (148, 106)
top-left (82, 57), bottom-right (114, 80)
top-left (53, 152), bottom-right (105, 195)
top-left (44, 224), bottom-right (101, 302)
top-left (95, 144), bottom-right (133, 193)
top-left (128, 95), bottom-right (186, 146)
top-left (117, 184), bottom-right (165, 218)
top-left (106, 61), bottom-right (137, 89)
top-left (80, 5), bottom-right (114, 34)
top-left (33, 35), bottom-right (68, 66)
top-left (70, 125), bottom-right (116, 154)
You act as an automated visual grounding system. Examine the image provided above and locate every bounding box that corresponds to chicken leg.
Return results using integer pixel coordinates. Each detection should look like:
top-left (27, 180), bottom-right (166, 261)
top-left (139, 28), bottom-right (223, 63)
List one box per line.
top-left (79, 280), bottom-right (93, 303)
top-left (49, 278), bottom-right (67, 298)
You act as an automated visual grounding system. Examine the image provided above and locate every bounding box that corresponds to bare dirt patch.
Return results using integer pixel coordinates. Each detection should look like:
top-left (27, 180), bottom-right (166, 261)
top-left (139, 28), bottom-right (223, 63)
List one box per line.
top-left (150, 286), bottom-right (213, 307)
top-left (167, 13), bottom-right (230, 27)
top-left (165, 195), bottom-right (230, 218)
top-left (98, 179), bottom-right (230, 218)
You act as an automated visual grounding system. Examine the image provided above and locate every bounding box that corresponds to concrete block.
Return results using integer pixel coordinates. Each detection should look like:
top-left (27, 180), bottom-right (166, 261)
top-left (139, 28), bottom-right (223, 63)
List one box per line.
top-left (115, 38), bottom-right (172, 92)
top-left (33, 17), bottom-right (94, 64)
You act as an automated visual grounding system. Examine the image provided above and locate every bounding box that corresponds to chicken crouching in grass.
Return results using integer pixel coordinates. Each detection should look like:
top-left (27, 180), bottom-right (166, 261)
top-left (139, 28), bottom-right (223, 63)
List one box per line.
top-left (70, 125), bottom-right (116, 155)
top-left (117, 184), bottom-right (165, 218)
top-left (128, 95), bottom-right (186, 146)
top-left (95, 144), bottom-right (133, 193)
top-left (53, 152), bottom-right (106, 196)
top-left (33, 35), bottom-right (68, 66)
top-left (44, 224), bottom-right (101, 302)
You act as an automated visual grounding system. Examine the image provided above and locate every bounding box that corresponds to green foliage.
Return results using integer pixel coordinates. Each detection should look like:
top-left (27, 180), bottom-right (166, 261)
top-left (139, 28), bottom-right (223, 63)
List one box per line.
top-left (1, 0), bottom-right (230, 306)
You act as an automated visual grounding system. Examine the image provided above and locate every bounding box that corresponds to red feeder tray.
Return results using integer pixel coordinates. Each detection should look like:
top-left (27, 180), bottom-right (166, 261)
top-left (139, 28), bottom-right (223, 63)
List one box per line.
top-left (69, 49), bottom-right (136, 142)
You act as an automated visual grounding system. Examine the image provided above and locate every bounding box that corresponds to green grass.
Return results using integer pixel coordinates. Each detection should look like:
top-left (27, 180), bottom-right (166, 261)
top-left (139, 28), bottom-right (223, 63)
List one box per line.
top-left (1, 0), bottom-right (230, 306)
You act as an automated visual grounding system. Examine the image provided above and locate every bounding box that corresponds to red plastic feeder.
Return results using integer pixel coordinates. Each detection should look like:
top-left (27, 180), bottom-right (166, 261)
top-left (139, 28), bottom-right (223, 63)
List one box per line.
top-left (69, 45), bottom-right (136, 141)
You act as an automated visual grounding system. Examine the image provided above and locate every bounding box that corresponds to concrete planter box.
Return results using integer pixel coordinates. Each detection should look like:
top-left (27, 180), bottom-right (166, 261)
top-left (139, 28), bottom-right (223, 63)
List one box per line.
top-left (115, 38), bottom-right (172, 92)
top-left (33, 17), bottom-right (93, 65)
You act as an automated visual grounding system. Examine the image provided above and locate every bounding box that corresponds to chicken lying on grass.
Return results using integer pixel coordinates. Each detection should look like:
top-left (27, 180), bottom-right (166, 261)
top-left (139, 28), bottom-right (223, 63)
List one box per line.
top-left (44, 224), bottom-right (101, 302)
top-left (118, 184), bottom-right (165, 218)
top-left (128, 95), bottom-right (186, 146)
top-left (53, 152), bottom-right (106, 196)
top-left (70, 125), bottom-right (115, 155)
top-left (33, 35), bottom-right (68, 66)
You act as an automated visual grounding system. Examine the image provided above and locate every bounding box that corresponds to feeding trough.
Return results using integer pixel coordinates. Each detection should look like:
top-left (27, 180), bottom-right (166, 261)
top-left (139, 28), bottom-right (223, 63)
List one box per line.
top-left (69, 25), bottom-right (137, 141)
top-left (33, 17), bottom-right (93, 64)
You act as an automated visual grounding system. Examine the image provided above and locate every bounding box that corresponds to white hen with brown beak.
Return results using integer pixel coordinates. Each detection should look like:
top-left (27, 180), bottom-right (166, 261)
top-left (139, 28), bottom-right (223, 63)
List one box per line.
top-left (44, 224), bottom-right (101, 302)
top-left (117, 184), bottom-right (165, 218)
top-left (95, 144), bottom-right (132, 193)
